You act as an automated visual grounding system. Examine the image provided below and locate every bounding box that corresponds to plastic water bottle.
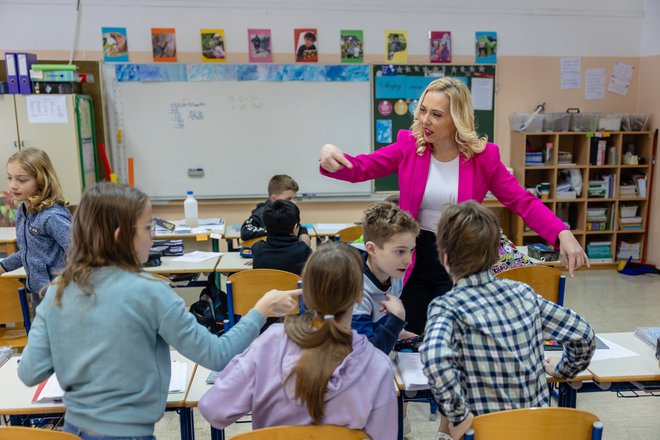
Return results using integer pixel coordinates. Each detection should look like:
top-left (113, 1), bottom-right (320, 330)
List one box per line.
top-left (184, 190), bottom-right (198, 227)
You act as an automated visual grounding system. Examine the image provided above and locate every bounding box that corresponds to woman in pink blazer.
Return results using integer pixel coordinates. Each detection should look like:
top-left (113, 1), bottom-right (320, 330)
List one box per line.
top-left (320, 78), bottom-right (587, 334)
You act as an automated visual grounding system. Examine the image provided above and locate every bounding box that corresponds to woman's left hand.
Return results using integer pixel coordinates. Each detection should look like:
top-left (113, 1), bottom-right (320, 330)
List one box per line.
top-left (557, 230), bottom-right (589, 278)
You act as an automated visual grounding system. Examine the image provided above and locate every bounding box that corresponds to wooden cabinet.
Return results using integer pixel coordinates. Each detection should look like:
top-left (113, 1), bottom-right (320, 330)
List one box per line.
top-left (510, 130), bottom-right (654, 265)
top-left (0, 94), bottom-right (98, 205)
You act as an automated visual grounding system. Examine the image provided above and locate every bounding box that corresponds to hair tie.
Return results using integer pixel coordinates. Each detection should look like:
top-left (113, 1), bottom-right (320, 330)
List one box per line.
top-left (323, 314), bottom-right (334, 320)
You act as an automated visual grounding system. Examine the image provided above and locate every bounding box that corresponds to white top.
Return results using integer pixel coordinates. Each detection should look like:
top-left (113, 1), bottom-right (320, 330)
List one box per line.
top-left (418, 155), bottom-right (459, 232)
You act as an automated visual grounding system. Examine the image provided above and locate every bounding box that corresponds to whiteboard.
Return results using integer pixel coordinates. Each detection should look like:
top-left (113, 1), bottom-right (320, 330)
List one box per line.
top-left (108, 74), bottom-right (372, 200)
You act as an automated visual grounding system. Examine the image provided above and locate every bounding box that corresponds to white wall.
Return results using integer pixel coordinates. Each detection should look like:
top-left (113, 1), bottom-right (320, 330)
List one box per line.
top-left (641, 0), bottom-right (660, 56)
top-left (0, 0), bottom-right (647, 57)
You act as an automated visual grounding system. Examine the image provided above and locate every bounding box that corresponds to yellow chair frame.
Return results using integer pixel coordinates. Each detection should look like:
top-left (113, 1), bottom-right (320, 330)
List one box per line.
top-left (0, 427), bottom-right (81, 439)
top-left (464, 407), bottom-right (603, 440)
top-left (495, 265), bottom-right (566, 305)
top-left (229, 425), bottom-right (370, 439)
top-left (0, 280), bottom-right (31, 350)
top-left (334, 225), bottom-right (363, 243)
top-left (226, 269), bottom-right (302, 327)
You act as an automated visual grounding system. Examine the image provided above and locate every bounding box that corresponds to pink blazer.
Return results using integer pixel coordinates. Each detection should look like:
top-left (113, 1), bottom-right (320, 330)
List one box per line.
top-left (321, 130), bottom-right (567, 276)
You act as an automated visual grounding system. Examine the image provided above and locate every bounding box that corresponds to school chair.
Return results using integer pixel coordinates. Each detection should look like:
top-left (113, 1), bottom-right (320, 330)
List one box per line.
top-left (463, 407), bottom-right (603, 440)
top-left (0, 426), bottom-right (80, 439)
top-left (226, 269), bottom-right (302, 328)
top-left (333, 225), bottom-right (363, 243)
top-left (240, 236), bottom-right (267, 249)
top-left (229, 425), bottom-right (370, 439)
top-left (0, 281), bottom-right (31, 351)
top-left (495, 265), bottom-right (566, 305)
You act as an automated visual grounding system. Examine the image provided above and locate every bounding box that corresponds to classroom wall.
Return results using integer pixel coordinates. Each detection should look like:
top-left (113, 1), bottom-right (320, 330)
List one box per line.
top-left (1, 0), bottom-right (658, 263)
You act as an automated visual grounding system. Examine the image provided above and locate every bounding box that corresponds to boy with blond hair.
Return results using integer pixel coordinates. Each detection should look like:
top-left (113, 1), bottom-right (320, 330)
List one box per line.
top-left (352, 201), bottom-right (420, 354)
top-left (241, 174), bottom-right (310, 245)
top-left (420, 202), bottom-right (595, 439)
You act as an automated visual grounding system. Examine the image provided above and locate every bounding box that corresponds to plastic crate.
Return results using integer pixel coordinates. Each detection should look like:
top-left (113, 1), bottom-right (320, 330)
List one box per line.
top-left (510, 112), bottom-right (543, 132)
top-left (620, 205), bottom-right (638, 218)
top-left (622, 113), bottom-right (649, 131)
top-left (569, 113), bottom-right (599, 131)
top-left (543, 113), bottom-right (571, 132)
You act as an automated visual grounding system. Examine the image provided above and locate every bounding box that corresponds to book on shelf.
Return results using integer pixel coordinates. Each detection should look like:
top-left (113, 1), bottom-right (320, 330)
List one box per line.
top-left (589, 138), bottom-right (607, 165)
top-left (620, 216), bottom-right (642, 224)
top-left (634, 327), bottom-right (660, 350)
top-left (588, 257), bottom-right (614, 264)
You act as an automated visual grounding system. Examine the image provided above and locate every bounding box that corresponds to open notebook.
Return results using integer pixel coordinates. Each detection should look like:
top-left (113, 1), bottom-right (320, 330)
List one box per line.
top-left (32, 360), bottom-right (188, 404)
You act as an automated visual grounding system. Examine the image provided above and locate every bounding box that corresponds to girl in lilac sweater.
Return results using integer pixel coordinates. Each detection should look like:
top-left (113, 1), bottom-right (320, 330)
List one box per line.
top-left (199, 242), bottom-right (398, 439)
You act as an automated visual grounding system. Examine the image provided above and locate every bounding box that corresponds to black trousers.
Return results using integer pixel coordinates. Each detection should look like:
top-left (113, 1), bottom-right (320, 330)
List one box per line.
top-left (400, 230), bottom-right (453, 335)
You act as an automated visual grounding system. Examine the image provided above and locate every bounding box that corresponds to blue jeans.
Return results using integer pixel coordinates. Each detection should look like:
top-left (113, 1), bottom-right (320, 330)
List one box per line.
top-left (63, 422), bottom-right (156, 440)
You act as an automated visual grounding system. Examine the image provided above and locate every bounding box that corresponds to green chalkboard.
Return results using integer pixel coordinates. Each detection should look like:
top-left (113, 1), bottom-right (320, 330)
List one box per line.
top-left (372, 64), bottom-right (496, 192)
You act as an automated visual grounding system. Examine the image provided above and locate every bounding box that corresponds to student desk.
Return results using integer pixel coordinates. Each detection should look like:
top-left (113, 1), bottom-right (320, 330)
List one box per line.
top-left (392, 352), bottom-right (593, 440)
top-left (223, 224), bottom-right (316, 251)
top-left (0, 352), bottom-right (196, 440)
top-left (185, 363), bottom-right (226, 440)
top-left (588, 332), bottom-right (660, 385)
top-left (0, 226), bottom-right (16, 255)
top-left (155, 218), bottom-right (226, 253)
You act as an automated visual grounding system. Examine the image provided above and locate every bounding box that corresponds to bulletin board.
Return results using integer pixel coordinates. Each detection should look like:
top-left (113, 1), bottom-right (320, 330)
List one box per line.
top-left (372, 64), bottom-right (496, 192)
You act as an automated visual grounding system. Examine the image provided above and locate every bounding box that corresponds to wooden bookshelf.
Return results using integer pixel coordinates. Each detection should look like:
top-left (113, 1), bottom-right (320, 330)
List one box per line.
top-left (510, 130), bottom-right (654, 266)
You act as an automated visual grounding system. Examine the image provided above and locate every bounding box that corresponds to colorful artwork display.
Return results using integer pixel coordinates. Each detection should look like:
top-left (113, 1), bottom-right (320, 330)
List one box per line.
top-left (385, 30), bottom-right (408, 63)
top-left (295, 28), bottom-right (318, 62)
top-left (102, 27), bottom-right (129, 62)
top-left (429, 31), bottom-right (451, 63)
top-left (201, 29), bottom-right (226, 62)
top-left (248, 29), bottom-right (272, 63)
top-left (340, 30), bottom-right (363, 63)
top-left (151, 28), bottom-right (177, 62)
top-left (475, 31), bottom-right (497, 63)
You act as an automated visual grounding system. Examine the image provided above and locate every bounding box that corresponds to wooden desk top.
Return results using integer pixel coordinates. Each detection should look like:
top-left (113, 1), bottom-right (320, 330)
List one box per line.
top-left (0, 352), bottom-right (196, 415)
top-left (185, 363), bottom-right (213, 407)
top-left (587, 332), bottom-right (660, 383)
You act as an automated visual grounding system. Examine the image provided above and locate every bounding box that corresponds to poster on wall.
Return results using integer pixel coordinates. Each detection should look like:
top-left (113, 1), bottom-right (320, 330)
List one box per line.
top-left (248, 28), bottom-right (272, 63)
top-left (102, 27), bottom-right (128, 62)
top-left (429, 31), bottom-right (451, 63)
top-left (200, 29), bottom-right (226, 63)
top-left (340, 30), bottom-right (363, 63)
top-left (152, 28), bottom-right (177, 62)
top-left (295, 28), bottom-right (318, 62)
top-left (385, 30), bottom-right (408, 63)
top-left (475, 31), bottom-right (497, 63)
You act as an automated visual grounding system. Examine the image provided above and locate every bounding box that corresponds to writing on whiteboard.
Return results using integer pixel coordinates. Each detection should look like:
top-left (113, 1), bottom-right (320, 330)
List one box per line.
top-left (229, 95), bottom-right (263, 111)
top-left (168, 100), bottom-right (207, 129)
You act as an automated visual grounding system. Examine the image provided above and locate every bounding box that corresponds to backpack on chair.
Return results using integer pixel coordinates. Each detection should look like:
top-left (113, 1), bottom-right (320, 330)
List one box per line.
top-left (189, 256), bottom-right (228, 335)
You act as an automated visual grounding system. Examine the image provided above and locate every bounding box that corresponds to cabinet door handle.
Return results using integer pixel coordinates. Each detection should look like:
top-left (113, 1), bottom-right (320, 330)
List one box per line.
top-left (13, 140), bottom-right (18, 148)
top-left (20, 141), bottom-right (26, 148)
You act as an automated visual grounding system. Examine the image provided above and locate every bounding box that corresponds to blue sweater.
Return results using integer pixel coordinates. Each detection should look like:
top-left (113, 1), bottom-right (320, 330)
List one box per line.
top-left (18, 267), bottom-right (266, 436)
top-left (0, 203), bottom-right (71, 293)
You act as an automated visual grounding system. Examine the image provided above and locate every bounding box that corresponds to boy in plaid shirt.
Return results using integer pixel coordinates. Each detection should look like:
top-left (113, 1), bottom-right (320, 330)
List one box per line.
top-left (420, 202), bottom-right (595, 439)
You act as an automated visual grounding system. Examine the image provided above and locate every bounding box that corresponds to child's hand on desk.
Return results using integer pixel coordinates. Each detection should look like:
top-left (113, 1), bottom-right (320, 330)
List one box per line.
top-left (254, 289), bottom-right (301, 317)
top-left (544, 355), bottom-right (562, 377)
top-left (379, 293), bottom-right (405, 321)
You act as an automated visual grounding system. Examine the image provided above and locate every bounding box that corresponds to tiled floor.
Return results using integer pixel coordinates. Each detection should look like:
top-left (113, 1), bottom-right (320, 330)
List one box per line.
top-left (153, 269), bottom-right (660, 439)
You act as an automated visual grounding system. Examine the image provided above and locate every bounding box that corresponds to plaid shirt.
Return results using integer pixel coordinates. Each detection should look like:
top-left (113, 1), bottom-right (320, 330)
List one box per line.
top-left (420, 270), bottom-right (595, 424)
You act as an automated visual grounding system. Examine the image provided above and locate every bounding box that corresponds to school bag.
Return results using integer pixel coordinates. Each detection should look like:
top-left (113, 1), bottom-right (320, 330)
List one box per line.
top-left (188, 257), bottom-right (228, 335)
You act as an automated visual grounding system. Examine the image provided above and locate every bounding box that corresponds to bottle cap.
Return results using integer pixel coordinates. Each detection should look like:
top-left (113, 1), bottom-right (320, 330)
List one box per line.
top-left (186, 190), bottom-right (193, 195)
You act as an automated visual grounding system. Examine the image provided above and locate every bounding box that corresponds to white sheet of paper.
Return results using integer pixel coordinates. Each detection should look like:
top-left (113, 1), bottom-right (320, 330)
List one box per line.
top-left (471, 77), bottom-right (493, 111)
top-left (33, 374), bottom-right (65, 403)
top-left (560, 57), bottom-right (581, 89)
top-left (169, 361), bottom-right (188, 393)
top-left (607, 62), bottom-right (633, 96)
top-left (591, 336), bottom-right (640, 361)
top-left (171, 251), bottom-right (222, 263)
top-left (315, 223), bottom-right (353, 230)
top-left (26, 95), bottom-right (68, 124)
top-left (396, 352), bottom-right (430, 391)
top-left (585, 68), bottom-right (605, 100)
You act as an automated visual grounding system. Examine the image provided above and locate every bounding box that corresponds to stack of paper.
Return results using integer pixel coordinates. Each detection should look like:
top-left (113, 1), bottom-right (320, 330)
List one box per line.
top-left (169, 360), bottom-right (188, 393)
top-left (617, 241), bottom-right (641, 261)
top-left (395, 352), bottom-right (430, 391)
top-left (32, 374), bottom-right (65, 404)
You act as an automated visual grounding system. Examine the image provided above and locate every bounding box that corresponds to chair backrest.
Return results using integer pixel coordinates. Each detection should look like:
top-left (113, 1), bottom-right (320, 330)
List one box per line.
top-left (495, 265), bottom-right (566, 305)
top-left (241, 236), bottom-right (267, 248)
top-left (334, 225), bottom-right (363, 243)
top-left (464, 407), bottom-right (603, 440)
top-left (0, 427), bottom-right (81, 439)
top-left (229, 425), bottom-right (370, 439)
top-left (0, 280), bottom-right (30, 350)
top-left (226, 269), bottom-right (302, 327)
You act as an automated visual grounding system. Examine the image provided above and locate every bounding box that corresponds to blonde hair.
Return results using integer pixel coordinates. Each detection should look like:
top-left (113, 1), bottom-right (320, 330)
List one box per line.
top-left (436, 201), bottom-right (499, 280)
top-left (54, 182), bottom-right (149, 305)
top-left (362, 201), bottom-right (419, 248)
top-left (411, 77), bottom-right (487, 158)
top-left (284, 242), bottom-right (363, 424)
top-left (8, 148), bottom-right (67, 212)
